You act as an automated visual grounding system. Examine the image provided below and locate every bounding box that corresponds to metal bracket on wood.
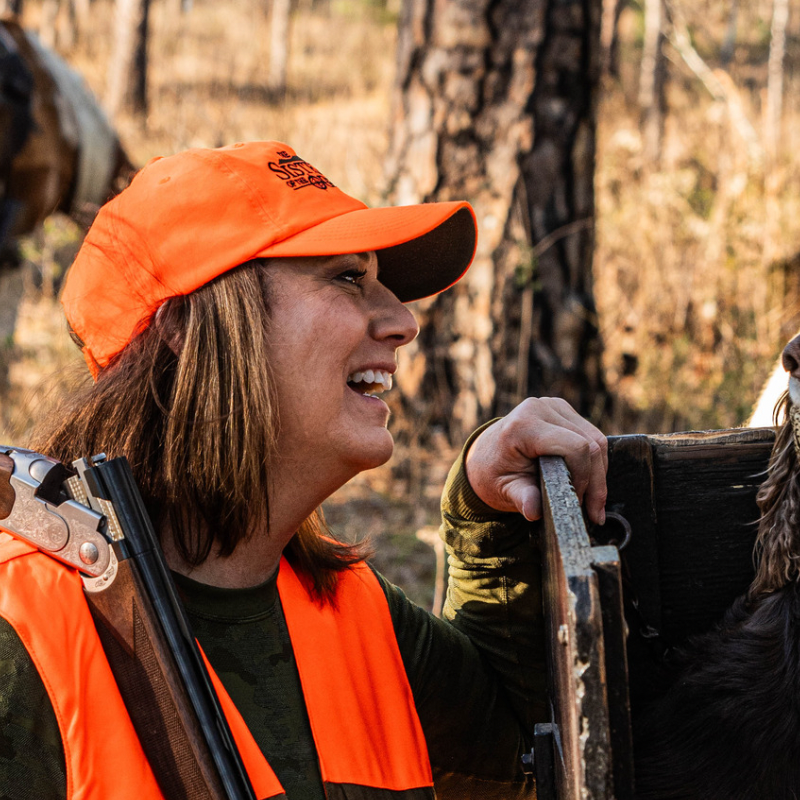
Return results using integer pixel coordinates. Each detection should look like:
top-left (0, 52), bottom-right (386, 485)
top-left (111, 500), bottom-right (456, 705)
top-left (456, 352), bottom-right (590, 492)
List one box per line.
top-left (520, 723), bottom-right (558, 800)
top-left (534, 722), bottom-right (557, 800)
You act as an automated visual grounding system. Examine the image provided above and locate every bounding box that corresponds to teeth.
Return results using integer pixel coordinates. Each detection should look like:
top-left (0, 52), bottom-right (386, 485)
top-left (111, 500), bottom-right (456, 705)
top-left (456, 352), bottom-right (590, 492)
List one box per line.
top-left (347, 369), bottom-right (393, 393)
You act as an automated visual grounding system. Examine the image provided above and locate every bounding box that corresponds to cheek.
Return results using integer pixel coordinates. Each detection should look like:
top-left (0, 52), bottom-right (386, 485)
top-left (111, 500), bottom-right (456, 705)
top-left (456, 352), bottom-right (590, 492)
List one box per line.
top-left (268, 298), bottom-right (369, 392)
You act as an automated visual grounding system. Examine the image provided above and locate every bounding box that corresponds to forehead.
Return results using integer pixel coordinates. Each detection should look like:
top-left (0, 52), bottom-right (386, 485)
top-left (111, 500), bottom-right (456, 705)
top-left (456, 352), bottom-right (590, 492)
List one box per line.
top-left (268, 251), bottom-right (377, 275)
top-left (310, 252), bottom-right (375, 268)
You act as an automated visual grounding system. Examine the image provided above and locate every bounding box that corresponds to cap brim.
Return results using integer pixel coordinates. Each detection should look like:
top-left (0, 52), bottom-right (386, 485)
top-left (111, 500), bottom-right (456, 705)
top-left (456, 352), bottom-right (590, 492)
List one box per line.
top-left (255, 201), bottom-right (477, 302)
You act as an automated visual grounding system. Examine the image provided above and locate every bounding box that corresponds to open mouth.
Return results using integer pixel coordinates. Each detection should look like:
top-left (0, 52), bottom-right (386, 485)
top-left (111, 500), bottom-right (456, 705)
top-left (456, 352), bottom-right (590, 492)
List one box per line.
top-left (347, 369), bottom-right (393, 398)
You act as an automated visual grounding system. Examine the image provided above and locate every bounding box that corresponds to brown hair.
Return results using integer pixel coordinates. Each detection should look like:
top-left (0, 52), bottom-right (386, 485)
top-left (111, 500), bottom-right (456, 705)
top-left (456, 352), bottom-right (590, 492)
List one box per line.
top-left (32, 259), bottom-right (368, 600)
top-left (750, 391), bottom-right (800, 598)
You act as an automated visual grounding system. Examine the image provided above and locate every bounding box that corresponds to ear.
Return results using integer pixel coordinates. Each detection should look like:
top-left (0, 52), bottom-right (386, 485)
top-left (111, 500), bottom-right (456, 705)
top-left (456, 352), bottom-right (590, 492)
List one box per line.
top-left (751, 423), bottom-right (800, 598)
top-left (153, 301), bottom-right (186, 357)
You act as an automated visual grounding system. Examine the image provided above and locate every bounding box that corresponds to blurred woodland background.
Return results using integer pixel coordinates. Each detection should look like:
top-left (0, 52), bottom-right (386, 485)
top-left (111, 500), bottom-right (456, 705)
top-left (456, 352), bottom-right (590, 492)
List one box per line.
top-left (0, 0), bottom-right (798, 604)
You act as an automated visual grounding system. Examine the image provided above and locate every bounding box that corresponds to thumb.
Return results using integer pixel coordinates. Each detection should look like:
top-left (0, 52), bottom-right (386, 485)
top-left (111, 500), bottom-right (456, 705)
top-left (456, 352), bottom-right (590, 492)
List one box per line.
top-left (505, 480), bottom-right (543, 522)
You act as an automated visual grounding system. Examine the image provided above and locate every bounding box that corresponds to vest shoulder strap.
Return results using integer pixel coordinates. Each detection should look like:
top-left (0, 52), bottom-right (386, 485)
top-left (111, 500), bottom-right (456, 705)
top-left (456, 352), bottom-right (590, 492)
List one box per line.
top-left (278, 559), bottom-right (433, 793)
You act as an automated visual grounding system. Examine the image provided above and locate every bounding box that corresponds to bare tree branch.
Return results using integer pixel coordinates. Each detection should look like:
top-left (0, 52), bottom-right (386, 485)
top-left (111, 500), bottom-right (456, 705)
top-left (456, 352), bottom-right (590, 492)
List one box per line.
top-left (664, 2), bottom-right (763, 170)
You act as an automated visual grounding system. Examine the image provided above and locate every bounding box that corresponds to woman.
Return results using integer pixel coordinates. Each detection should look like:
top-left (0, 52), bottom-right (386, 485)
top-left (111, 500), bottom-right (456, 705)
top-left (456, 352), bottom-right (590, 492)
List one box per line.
top-left (0, 141), bottom-right (607, 800)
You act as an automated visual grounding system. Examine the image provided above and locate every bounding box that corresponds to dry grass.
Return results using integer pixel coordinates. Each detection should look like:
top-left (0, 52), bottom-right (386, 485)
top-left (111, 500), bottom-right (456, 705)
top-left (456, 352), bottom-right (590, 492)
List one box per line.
top-left (67, 0), bottom-right (396, 200)
top-left (595, 2), bottom-right (800, 432)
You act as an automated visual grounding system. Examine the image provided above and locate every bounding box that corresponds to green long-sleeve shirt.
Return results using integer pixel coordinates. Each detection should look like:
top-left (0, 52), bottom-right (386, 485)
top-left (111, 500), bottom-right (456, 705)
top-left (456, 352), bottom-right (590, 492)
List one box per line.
top-left (0, 442), bottom-right (545, 800)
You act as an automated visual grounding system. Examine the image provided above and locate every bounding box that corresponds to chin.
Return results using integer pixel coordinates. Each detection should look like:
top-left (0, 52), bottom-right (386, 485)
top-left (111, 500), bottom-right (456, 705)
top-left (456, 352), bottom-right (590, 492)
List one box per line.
top-left (349, 433), bottom-right (395, 474)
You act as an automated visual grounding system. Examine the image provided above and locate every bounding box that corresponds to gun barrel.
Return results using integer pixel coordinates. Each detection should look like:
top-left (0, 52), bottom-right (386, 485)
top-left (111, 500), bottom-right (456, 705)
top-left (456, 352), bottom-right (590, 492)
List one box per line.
top-left (83, 456), bottom-right (256, 800)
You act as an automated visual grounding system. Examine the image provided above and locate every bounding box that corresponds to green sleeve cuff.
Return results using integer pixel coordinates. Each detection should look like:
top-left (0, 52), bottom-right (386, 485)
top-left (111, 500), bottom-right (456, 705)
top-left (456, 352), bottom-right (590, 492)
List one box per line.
top-left (442, 419), bottom-right (515, 523)
top-left (440, 420), bottom-right (532, 560)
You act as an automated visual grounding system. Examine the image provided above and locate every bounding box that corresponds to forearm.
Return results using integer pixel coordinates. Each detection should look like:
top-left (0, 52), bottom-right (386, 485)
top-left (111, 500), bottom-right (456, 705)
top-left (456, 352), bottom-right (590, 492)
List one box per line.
top-left (375, 426), bottom-right (546, 799)
top-left (375, 571), bottom-right (534, 799)
top-left (440, 423), bottom-right (547, 734)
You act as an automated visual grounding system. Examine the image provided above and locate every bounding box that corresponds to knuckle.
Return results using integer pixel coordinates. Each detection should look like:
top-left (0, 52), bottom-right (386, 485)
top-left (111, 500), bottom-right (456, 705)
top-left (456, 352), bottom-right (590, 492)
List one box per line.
top-left (505, 399), bottom-right (540, 431)
top-left (518, 396), bottom-right (541, 415)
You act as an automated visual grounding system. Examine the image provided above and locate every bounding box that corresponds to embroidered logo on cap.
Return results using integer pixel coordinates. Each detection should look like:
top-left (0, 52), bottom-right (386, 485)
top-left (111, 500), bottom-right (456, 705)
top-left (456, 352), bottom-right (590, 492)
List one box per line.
top-left (267, 152), bottom-right (335, 191)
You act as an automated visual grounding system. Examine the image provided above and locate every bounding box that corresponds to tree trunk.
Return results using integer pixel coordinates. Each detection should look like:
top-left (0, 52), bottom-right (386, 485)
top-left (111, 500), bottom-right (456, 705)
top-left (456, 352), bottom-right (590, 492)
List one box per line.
top-left (720, 0), bottom-right (738, 67)
top-left (1, 0), bottom-right (24, 16)
top-left (38, 0), bottom-right (59, 48)
top-left (72, 0), bottom-right (91, 28)
top-left (132, 0), bottom-right (149, 114)
top-left (600, 0), bottom-right (625, 77)
top-left (639, 0), bottom-right (666, 164)
top-left (386, 0), bottom-right (608, 451)
top-left (269, 0), bottom-right (291, 98)
top-left (765, 0), bottom-right (788, 159)
top-left (105, 0), bottom-right (149, 117)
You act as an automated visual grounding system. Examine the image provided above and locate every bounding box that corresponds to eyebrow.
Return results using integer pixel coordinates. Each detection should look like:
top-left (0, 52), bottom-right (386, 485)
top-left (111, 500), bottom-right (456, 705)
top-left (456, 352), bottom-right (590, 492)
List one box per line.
top-left (321, 252), bottom-right (373, 268)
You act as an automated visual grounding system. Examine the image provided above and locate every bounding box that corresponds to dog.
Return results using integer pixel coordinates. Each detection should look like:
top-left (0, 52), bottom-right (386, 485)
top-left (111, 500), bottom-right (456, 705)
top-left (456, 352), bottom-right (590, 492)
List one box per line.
top-left (633, 342), bottom-right (800, 799)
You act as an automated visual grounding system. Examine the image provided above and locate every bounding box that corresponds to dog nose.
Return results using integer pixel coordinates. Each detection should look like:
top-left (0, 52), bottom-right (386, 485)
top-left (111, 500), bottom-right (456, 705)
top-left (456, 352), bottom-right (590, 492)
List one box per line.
top-left (782, 335), bottom-right (800, 378)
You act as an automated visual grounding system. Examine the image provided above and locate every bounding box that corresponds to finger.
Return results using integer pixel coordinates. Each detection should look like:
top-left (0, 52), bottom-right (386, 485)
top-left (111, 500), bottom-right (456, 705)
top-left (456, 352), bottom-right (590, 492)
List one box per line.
top-left (513, 425), bottom-right (606, 522)
top-left (508, 423), bottom-right (595, 493)
top-left (508, 398), bottom-right (604, 461)
top-left (512, 399), bottom-right (608, 521)
top-left (543, 398), bottom-right (608, 473)
top-left (543, 404), bottom-right (608, 521)
top-left (0, 454), bottom-right (15, 520)
top-left (583, 443), bottom-right (607, 525)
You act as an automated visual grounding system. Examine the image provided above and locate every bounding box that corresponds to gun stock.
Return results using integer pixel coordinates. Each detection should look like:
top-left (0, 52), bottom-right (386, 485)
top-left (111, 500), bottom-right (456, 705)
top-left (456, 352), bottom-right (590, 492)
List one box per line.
top-left (86, 556), bottom-right (230, 800)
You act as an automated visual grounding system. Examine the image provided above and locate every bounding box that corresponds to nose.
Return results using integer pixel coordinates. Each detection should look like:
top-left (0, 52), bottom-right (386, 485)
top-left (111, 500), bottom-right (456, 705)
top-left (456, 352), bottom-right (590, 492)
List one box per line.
top-left (371, 284), bottom-right (419, 347)
top-left (782, 335), bottom-right (800, 378)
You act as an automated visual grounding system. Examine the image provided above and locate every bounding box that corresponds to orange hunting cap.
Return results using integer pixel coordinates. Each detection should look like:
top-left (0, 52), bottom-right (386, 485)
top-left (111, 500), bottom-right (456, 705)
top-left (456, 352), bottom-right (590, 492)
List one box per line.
top-left (61, 141), bottom-right (477, 377)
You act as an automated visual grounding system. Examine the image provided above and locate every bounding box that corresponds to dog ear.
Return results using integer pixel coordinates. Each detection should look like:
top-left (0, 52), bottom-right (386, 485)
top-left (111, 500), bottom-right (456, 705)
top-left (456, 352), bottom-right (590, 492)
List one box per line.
top-left (752, 403), bottom-right (800, 597)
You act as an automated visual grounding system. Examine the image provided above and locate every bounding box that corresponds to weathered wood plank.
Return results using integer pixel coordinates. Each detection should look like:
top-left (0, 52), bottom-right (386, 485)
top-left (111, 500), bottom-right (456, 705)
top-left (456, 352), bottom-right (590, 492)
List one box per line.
top-left (649, 428), bottom-right (775, 641)
top-left (604, 435), bottom-right (660, 633)
top-left (592, 545), bottom-right (634, 800)
top-left (540, 456), bottom-right (613, 800)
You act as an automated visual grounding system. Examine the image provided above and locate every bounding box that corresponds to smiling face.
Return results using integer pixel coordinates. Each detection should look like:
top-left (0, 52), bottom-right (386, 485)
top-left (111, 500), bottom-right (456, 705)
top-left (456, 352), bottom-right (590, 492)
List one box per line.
top-left (263, 251), bottom-right (419, 491)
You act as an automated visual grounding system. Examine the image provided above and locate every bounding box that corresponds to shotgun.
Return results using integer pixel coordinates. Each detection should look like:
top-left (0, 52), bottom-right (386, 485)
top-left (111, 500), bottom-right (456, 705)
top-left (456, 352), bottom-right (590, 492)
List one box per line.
top-left (0, 447), bottom-right (257, 800)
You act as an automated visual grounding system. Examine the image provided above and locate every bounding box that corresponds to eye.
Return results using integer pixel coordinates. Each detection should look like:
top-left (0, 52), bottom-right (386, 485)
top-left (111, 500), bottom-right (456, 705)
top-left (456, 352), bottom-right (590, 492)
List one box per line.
top-left (337, 268), bottom-right (368, 285)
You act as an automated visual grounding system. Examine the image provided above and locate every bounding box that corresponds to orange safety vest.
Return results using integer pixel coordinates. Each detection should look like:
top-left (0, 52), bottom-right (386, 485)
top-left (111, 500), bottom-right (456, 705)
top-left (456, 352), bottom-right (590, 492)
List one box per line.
top-left (0, 532), bottom-right (434, 800)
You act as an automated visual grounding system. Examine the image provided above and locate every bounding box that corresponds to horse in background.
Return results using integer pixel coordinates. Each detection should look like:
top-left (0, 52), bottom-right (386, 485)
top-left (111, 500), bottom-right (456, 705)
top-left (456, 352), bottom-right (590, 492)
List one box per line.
top-left (0, 16), bottom-right (134, 250)
top-left (0, 16), bottom-right (134, 383)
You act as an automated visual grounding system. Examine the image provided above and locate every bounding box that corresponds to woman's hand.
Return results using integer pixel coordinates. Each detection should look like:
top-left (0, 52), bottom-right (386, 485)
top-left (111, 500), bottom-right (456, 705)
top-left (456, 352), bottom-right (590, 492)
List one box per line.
top-left (464, 398), bottom-right (607, 525)
top-left (0, 453), bottom-right (14, 519)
